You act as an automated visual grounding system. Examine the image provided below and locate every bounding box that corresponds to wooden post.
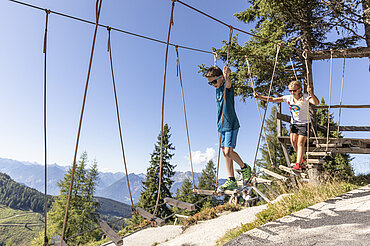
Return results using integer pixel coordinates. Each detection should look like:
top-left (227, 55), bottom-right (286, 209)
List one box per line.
top-left (99, 221), bottom-right (123, 246)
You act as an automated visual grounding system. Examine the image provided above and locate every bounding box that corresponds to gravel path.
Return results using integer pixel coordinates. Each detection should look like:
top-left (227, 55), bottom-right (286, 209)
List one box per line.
top-left (225, 185), bottom-right (370, 246)
top-left (118, 195), bottom-right (289, 246)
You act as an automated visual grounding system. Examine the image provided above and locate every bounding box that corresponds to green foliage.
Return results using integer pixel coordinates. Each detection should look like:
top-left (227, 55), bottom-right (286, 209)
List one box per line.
top-left (197, 160), bottom-right (218, 208)
top-left (315, 98), bottom-right (354, 179)
top-left (174, 178), bottom-right (198, 216)
top-left (204, 0), bottom-right (363, 101)
top-left (0, 173), bottom-right (53, 212)
top-left (137, 124), bottom-right (176, 219)
top-left (31, 152), bottom-right (101, 246)
top-left (0, 205), bottom-right (44, 246)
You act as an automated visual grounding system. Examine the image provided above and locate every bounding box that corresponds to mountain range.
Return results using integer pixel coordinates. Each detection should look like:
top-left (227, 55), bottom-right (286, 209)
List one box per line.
top-left (0, 157), bottom-right (206, 204)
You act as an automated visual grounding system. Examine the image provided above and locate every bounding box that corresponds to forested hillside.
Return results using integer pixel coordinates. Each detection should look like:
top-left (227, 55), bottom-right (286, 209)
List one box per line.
top-left (0, 172), bottom-right (53, 212)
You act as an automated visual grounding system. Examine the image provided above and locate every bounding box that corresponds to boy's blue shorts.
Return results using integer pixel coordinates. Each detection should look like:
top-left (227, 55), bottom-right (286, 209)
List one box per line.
top-left (220, 128), bottom-right (239, 148)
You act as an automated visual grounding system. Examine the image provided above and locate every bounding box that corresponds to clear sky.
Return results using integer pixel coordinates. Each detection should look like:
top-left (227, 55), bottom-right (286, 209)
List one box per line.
top-left (0, 0), bottom-right (369, 177)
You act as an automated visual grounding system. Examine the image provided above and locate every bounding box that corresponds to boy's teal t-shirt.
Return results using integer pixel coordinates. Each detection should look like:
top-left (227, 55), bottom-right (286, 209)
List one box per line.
top-left (216, 84), bottom-right (240, 132)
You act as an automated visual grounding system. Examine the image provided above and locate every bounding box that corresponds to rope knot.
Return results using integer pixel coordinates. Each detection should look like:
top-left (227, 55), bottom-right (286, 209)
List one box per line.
top-left (107, 26), bottom-right (111, 31)
top-left (44, 9), bottom-right (51, 15)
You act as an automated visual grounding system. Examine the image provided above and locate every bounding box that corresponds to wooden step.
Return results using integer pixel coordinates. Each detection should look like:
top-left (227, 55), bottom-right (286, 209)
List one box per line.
top-left (316, 143), bottom-right (342, 148)
top-left (306, 152), bottom-right (331, 156)
top-left (260, 167), bottom-right (288, 181)
top-left (307, 159), bottom-right (325, 164)
top-left (252, 177), bottom-right (273, 184)
top-left (99, 221), bottom-right (123, 246)
top-left (279, 165), bottom-right (307, 179)
top-left (135, 207), bottom-right (165, 226)
top-left (164, 197), bottom-right (195, 211)
top-left (250, 186), bottom-right (270, 203)
top-left (193, 189), bottom-right (238, 196)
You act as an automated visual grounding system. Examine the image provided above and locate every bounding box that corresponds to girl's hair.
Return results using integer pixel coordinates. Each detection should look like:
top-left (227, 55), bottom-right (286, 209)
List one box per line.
top-left (288, 81), bottom-right (303, 100)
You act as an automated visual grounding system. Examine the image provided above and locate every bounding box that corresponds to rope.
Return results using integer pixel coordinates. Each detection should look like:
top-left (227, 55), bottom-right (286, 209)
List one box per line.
top-left (326, 50), bottom-right (334, 151)
top-left (107, 27), bottom-right (135, 208)
top-left (42, 9), bottom-right (50, 246)
top-left (289, 57), bottom-right (299, 82)
top-left (337, 55), bottom-right (346, 134)
top-left (302, 50), bottom-right (311, 160)
top-left (213, 52), bottom-right (218, 67)
top-left (152, 0), bottom-right (176, 218)
top-left (9, 0), bottom-right (213, 55)
top-left (251, 44), bottom-right (281, 173)
top-left (215, 26), bottom-right (233, 188)
top-left (245, 55), bottom-right (275, 167)
top-left (60, 0), bottom-right (103, 244)
top-left (175, 0), bottom-right (304, 53)
top-left (175, 46), bottom-right (196, 190)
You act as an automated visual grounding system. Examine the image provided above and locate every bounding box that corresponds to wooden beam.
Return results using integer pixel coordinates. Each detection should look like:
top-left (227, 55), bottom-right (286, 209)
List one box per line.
top-left (193, 189), bottom-right (238, 196)
top-left (309, 47), bottom-right (370, 60)
top-left (251, 186), bottom-right (270, 203)
top-left (276, 112), bottom-right (291, 123)
top-left (331, 126), bottom-right (370, 132)
top-left (279, 165), bottom-right (307, 179)
top-left (316, 105), bottom-right (370, 109)
top-left (263, 183), bottom-right (278, 198)
top-left (135, 207), bottom-right (165, 226)
top-left (307, 159), bottom-right (324, 164)
top-left (306, 152), bottom-right (331, 156)
top-left (260, 167), bottom-right (288, 182)
top-left (164, 198), bottom-right (195, 211)
top-left (99, 221), bottom-right (123, 246)
top-left (252, 177), bottom-right (273, 184)
top-left (328, 148), bottom-right (370, 154)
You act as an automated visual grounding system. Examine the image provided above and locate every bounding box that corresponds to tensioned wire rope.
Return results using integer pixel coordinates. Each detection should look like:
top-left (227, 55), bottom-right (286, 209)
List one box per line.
top-left (215, 26), bottom-right (234, 188)
top-left (250, 44), bottom-right (281, 180)
top-left (60, 0), bottom-right (103, 244)
top-left (42, 8), bottom-right (50, 246)
top-left (107, 27), bottom-right (135, 209)
top-left (326, 50), bottom-right (334, 151)
top-left (337, 54), bottom-right (346, 135)
top-left (175, 46), bottom-right (196, 190)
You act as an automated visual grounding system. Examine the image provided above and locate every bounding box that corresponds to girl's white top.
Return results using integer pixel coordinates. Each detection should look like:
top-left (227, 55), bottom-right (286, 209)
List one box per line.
top-left (282, 93), bottom-right (311, 124)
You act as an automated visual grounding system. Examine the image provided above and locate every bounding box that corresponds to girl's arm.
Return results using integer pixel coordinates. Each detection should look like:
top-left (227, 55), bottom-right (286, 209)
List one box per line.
top-left (253, 92), bottom-right (284, 103)
top-left (307, 86), bottom-right (320, 105)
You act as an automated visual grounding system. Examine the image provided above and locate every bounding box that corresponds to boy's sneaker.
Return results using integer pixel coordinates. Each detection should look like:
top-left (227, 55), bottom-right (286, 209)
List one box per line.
top-left (220, 178), bottom-right (238, 191)
top-left (240, 164), bottom-right (252, 184)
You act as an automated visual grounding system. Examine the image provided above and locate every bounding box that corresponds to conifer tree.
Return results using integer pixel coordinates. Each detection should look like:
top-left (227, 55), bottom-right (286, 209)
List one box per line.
top-left (31, 152), bottom-right (100, 246)
top-left (137, 124), bottom-right (176, 219)
top-left (197, 160), bottom-right (218, 208)
top-left (315, 98), bottom-right (354, 179)
top-left (175, 178), bottom-right (198, 215)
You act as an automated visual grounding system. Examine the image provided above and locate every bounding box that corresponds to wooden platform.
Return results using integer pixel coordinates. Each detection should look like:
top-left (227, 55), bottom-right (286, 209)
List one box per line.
top-left (277, 136), bottom-right (370, 154)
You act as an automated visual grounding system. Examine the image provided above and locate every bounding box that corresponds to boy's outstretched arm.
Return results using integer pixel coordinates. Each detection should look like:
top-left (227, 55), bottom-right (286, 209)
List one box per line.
top-left (307, 86), bottom-right (320, 105)
top-left (223, 66), bottom-right (232, 88)
top-left (253, 92), bottom-right (284, 103)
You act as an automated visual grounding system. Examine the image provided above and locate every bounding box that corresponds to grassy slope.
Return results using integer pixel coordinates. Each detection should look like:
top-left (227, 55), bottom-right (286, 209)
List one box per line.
top-left (0, 205), bottom-right (44, 246)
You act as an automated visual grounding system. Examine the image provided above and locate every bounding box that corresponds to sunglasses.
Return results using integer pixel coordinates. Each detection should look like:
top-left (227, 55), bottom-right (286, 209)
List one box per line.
top-left (289, 89), bottom-right (299, 93)
top-left (208, 75), bottom-right (222, 86)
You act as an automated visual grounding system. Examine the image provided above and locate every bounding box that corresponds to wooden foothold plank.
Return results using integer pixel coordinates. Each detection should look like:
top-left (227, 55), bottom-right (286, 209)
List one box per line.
top-left (251, 186), bottom-right (270, 203)
top-left (260, 167), bottom-right (288, 181)
top-left (164, 197), bottom-right (195, 211)
top-left (51, 235), bottom-right (68, 246)
top-left (306, 152), bottom-right (331, 156)
top-left (252, 177), bottom-right (273, 184)
top-left (316, 143), bottom-right (342, 148)
top-left (99, 221), bottom-right (123, 246)
top-left (307, 159), bottom-right (325, 164)
top-left (279, 165), bottom-right (307, 179)
top-left (135, 207), bottom-right (165, 226)
top-left (193, 189), bottom-right (216, 196)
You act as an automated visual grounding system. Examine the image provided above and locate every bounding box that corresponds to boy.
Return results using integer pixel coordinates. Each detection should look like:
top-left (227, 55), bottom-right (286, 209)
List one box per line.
top-left (205, 66), bottom-right (251, 190)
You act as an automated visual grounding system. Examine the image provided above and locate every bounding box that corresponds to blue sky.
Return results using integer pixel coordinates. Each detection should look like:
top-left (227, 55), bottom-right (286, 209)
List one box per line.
top-left (0, 0), bottom-right (369, 177)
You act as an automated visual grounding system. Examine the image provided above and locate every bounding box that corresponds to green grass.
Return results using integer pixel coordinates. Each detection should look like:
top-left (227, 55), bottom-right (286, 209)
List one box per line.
top-left (216, 181), bottom-right (359, 246)
top-left (0, 205), bottom-right (44, 246)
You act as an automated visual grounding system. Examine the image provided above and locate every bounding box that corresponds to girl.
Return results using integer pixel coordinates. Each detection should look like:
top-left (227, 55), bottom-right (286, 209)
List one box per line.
top-left (253, 81), bottom-right (319, 170)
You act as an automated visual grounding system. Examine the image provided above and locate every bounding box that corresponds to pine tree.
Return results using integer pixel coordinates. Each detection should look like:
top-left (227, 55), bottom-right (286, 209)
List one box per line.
top-left (315, 98), bottom-right (354, 179)
top-left (257, 106), bottom-right (291, 175)
top-left (137, 124), bottom-right (176, 219)
top-left (200, 0), bottom-right (366, 100)
top-left (31, 152), bottom-right (101, 246)
top-left (174, 178), bottom-right (198, 215)
top-left (197, 160), bottom-right (218, 208)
